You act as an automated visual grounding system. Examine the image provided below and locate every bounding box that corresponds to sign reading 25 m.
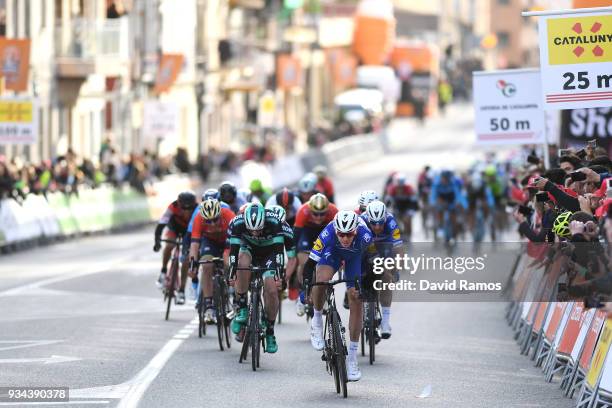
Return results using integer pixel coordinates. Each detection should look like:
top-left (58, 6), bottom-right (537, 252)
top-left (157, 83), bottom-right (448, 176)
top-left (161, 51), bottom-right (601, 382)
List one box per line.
top-left (535, 8), bottom-right (612, 110)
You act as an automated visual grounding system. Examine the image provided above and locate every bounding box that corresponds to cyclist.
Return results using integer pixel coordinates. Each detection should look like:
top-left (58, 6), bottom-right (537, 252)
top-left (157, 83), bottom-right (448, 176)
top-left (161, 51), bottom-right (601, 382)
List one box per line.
top-left (267, 204), bottom-right (298, 301)
top-left (297, 172), bottom-right (319, 204)
top-left (360, 200), bottom-right (403, 339)
top-left (294, 193), bottom-right (338, 316)
top-left (429, 170), bottom-right (467, 241)
top-left (304, 210), bottom-right (374, 382)
top-left (356, 190), bottom-right (379, 215)
top-left (228, 203), bottom-right (288, 353)
top-left (153, 191), bottom-right (198, 305)
top-left (265, 187), bottom-right (302, 226)
top-left (249, 179), bottom-right (272, 203)
top-left (219, 181), bottom-right (246, 214)
top-left (466, 172), bottom-right (495, 238)
top-left (188, 198), bottom-right (236, 323)
top-left (182, 189), bottom-right (231, 299)
top-left (483, 164), bottom-right (508, 240)
top-left (313, 165), bottom-right (335, 203)
top-left (385, 174), bottom-right (419, 241)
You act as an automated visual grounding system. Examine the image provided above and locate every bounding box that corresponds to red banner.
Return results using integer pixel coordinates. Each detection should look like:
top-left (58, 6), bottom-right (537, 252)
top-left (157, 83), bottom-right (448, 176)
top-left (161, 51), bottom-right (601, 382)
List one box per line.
top-left (0, 38), bottom-right (31, 92)
top-left (154, 54), bottom-right (184, 95)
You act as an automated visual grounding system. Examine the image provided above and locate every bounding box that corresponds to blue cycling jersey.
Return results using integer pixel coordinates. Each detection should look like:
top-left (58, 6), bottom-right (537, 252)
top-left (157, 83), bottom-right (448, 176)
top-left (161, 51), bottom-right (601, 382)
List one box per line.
top-left (360, 213), bottom-right (403, 247)
top-left (429, 175), bottom-right (467, 209)
top-left (309, 220), bottom-right (373, 263)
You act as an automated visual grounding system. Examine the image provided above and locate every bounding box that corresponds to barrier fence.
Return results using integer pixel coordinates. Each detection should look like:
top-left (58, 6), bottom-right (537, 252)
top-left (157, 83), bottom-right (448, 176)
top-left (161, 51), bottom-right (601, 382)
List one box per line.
top-left (506, 246), bottom-right (612, 408)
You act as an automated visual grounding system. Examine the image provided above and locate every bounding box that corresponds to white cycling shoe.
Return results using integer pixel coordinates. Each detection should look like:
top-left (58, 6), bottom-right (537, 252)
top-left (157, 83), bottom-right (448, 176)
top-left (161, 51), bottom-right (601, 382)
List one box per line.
top-left (347, 359), bottom-right (362, 382)
top-left (310, 322), bottom-right (325, 351)
top-left (296, 299), bottom-right (306, 317)
top-left (381, 322), bottom-right (392, 339)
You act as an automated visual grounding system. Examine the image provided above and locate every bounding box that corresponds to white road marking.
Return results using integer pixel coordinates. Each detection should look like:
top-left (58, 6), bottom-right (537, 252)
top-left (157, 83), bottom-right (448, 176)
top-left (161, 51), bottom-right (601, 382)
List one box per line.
top-left (0, 355), bottom-right (81, 365)
top-left (0, 340), bottom-right (62, 352)
top-left (116, 322), bottom-right (195, 408)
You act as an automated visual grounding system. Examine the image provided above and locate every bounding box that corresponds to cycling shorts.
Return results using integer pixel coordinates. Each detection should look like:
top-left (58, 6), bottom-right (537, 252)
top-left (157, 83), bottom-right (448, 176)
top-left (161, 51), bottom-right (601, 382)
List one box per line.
top-left (317, 250), bottom-right (363, 289)
top-left (297, 228), bottom-right (321, 252)
top-left (239, 244), bottom-right (277, 279)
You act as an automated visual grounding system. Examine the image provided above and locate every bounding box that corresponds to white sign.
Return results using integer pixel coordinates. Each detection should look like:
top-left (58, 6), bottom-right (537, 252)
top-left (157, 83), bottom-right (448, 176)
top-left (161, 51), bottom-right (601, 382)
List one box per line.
top-left (257, 91), bottom-right (276, 127)
top-left (533, 8), bottom-right (612, 110)
top-left (142, 101), bottom-right (178, 139)
top-left (0, 98), bottom-right (39, 145)
top-left (473, 69), bottom-right (545, 146)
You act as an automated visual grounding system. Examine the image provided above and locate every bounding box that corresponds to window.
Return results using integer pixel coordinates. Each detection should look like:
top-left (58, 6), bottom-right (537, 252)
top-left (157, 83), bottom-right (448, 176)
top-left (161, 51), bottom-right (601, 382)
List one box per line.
top-left (497, 32), bottom-right (510, 48)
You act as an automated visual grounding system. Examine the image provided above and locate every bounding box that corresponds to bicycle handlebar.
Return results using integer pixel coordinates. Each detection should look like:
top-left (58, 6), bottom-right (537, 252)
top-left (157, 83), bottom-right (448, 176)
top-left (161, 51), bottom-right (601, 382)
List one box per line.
top-left (160, 238), bottom-right (181, 245)
top-left (198, 257), bottom-right (224, 265)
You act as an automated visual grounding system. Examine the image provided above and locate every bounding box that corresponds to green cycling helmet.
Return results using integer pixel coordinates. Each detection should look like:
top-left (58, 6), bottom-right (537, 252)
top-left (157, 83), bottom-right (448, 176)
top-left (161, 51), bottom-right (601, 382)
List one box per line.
top-left (250, 179), bottom-right (263, 192)
top-left (552, 211), bottom-right (572, 238)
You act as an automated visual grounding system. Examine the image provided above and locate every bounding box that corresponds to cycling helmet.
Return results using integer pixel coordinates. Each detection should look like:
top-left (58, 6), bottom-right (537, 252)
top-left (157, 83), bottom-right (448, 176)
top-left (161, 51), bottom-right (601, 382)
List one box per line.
top-left (275, 187), bottom-right (295, 209)
top-left (202, 188), bottom-right (220, 201)
top-left (244, 203), bottom-right (265, 231)
top-left (358, 190), bottom-right (379, 208)
top-left (268, 205), bottom-right (286, 223)
top-left (440, 169), bottom-right (454, 180)
top-left (219, 181), bottom-right (237, 201)
top-left (484, 165), bottom-right (497, 177)
top-left (366, 200), bottom-right (387, 224)
top-left (334, 210), bottom-right (359, 234)
top-left (250, 179), bottom-right (263, 192)
top-left (313, 165), bottom-right (327, 178)
top-left (298, 173), bottom-right (318, 193)
top-left (178, 191), bottom-right (197, 209)
top-left (308, 193), bottom-right (329, 213)
top-left (394, 173), bottom-right (407, 185)
top-left (552, 211), bottom-right (572, 238)
top-left (200, 198), bottom-right (221, 220)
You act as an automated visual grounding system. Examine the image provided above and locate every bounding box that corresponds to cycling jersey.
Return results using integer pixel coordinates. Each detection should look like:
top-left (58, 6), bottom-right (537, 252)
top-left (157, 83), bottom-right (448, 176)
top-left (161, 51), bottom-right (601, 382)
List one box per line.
top-left (309, 220), bottom-right (374, 289)
top-left (467, 184), bottom-right (495, 210)
top-left (265, 194), bottom-right (302, 225)
top-left (228, 209), bottom-right (286, 277)
top-left (191, 207), bottom-right (235, 243)
top-left (294, 202), bottom-right (338, 252)
top-left (360, 213), bottom-right (403, 249)
top-left (280, 221), bottom-right (297, 258)
top-left (159, 201), bottom-right (192, 230)
top-left (386, 184), bottom-right (418, 213)
top-left (315, 177), bottom-right (335, 203)
top-left (429, 176), bottom-right (467, 209)
top-left (417, 172), bottom-right (432, 196)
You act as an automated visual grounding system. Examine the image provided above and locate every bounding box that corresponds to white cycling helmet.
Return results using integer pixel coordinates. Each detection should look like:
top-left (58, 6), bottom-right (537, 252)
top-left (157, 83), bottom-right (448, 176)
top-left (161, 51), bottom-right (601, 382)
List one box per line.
top-left (334, 210), bottom-right (359, 234)
top-left (366, 200), bottom-right (386, 224)
top-left (358, 190), bottom-right (379, 208)
top-left (298, 173), bottom-right (318, 193)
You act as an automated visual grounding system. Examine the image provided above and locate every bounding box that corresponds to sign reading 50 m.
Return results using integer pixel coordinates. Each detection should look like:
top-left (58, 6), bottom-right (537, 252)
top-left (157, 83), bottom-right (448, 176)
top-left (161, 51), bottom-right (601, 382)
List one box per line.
top-left (536, 9), bottom-right (612, 110)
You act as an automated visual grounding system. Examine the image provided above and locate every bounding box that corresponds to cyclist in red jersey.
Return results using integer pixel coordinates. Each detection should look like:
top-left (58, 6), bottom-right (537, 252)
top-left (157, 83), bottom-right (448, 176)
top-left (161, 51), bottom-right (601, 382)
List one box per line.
top-left (293, 193), bottom-right (338, 315)
top-left (313, 165), bottom-right (335, 204)
top-left (154, 191), bottom-right (198, 304)
top-left (386, 174), bottom-right (419, 241)
top-left (188, 198), bottom-right (235, 323)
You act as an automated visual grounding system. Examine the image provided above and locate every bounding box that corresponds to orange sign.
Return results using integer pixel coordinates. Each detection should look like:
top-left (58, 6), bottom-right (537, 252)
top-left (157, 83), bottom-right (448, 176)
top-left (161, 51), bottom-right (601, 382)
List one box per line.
top-left (154, 54), bottom-right (184, 94)
top-left (573, 0), bottom-right (612, 7)
top-left (0, 38), bottom-right (31, 92)
top-left (352, 15), bottom-right (394, 65)
top-left (326, 49), bottom-right (357, 87)
top-left (276, 55), bottom-right (302, 90)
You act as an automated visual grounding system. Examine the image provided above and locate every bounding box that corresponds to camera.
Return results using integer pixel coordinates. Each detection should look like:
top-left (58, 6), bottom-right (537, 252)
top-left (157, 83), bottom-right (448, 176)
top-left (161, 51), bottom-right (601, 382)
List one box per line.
top-left (558, 148), bottom-right (572, 157)
top-left (587, 139), bottom-right (597, 149)
top-left (518, 205), bottom-right (533, 217)
top-left (569, 171), bottom-right (587, 182)
top-left (535, 192), bottom-right (550, 203)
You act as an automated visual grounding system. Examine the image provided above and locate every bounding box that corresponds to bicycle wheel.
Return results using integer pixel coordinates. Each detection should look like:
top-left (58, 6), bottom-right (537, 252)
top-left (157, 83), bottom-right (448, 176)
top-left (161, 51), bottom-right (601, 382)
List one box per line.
top-left (221, 282), bottom-right (232, 349)
top-left (251, 291), bottom-right (260, 371)
top-left (360, 327), bottom-right (365, 357)
top-left (368, 301), bottom-right (376, 365)
top-left (327, 314), bottom-right (340, 394)
top-left (332, 311), bottom-right (348, 398)
top-left (165, 259), bottom-right (178, 321)
top-left (214, 277), bottom-right (224, 351)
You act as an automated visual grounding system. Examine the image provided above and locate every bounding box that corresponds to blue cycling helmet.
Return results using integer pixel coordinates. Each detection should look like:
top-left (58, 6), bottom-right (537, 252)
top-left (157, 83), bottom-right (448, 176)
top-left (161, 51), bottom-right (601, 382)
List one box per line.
top-left (202, 188), bottom-right (220, 201)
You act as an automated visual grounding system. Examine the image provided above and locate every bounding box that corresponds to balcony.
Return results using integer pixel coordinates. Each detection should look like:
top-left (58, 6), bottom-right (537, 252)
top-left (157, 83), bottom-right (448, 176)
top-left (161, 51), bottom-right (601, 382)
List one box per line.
top-left (55, 16), bottom-right (130, 78)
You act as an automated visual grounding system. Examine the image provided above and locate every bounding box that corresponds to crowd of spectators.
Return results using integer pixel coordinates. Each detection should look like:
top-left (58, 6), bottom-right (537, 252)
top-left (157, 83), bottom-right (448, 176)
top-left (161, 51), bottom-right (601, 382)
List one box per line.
top-left (508, 142), bottom-right (612, 313)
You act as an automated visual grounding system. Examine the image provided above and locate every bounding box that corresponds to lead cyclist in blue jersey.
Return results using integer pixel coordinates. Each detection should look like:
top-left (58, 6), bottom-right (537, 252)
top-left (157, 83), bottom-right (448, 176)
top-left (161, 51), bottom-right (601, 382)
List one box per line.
top-left (429, 170), bottom-right (467, 241)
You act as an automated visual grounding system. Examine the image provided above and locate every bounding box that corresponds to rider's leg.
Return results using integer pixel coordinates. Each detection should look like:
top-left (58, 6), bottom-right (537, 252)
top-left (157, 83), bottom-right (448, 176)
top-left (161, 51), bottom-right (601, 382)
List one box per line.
top-left (263, 275), bottom-right (279, 325)
top-left (235, 251), bottom-right (251, 310)
top-left (311, 264), bottom-right (334, 325)
top-left (162, 242), bottom-right (173, 272)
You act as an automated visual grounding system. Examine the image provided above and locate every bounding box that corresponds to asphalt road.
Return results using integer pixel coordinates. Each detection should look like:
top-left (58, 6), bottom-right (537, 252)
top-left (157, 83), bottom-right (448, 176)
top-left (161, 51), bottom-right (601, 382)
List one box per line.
top-left (0, 105), bottom-right (574, 408)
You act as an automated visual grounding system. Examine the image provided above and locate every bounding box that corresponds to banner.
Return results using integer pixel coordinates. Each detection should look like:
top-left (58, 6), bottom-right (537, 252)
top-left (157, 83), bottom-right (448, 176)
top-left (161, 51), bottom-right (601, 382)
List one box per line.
top-left (154, 54), bottom-right (184, 94)
top-left (533, 8), bottom-right (612, 109)
top-left (276, 54), bottom-right (302, 90)
top-left (0, 98), bottom-right (38, 145)
top-left (560, 108), bottom-right (612, 153)
top-left (586, 318), bottom-right (612, 388)
top-left (473, 69), bottom-right (545, 146)
top-left (142, 101), bottom-right (178, 140)
top-left (0, 38), bottom-right (31, 92)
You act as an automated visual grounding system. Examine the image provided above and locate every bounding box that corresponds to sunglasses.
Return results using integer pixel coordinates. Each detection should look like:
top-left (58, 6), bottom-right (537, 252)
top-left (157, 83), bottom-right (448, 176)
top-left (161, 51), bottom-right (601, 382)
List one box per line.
top-left (336, 231), bottom-right (356, 239)
top-left (370, 220), bottom-right (385, 226)
top-left (204, 217), bottom-right (219, 224)
top-left (312, 211), bottom-right (327, 218)
top-left (181, 206), bottom-right (194, 211)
